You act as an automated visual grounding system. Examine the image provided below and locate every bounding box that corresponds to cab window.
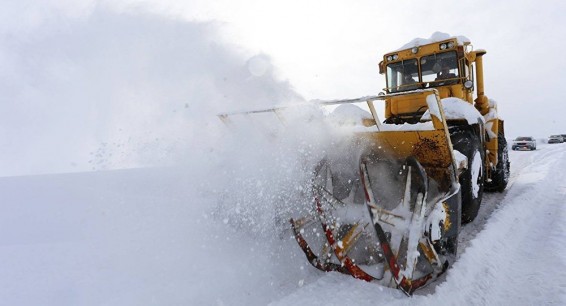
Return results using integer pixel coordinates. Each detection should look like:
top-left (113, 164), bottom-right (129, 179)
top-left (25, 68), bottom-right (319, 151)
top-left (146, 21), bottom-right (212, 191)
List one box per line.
top-left (386, 59), bottom-right (418, 93)
top-left (420, 51), bottom-right (459, 86)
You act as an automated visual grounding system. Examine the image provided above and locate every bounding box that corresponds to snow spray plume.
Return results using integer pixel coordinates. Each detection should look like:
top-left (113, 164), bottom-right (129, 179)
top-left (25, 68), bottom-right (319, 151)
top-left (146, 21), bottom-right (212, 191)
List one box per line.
top-left (211, 103), bottom-right (384, 240)
top-left (211, 106), bottom-right (328, 238)
top-left (0, 6), bottom-right (302, 176)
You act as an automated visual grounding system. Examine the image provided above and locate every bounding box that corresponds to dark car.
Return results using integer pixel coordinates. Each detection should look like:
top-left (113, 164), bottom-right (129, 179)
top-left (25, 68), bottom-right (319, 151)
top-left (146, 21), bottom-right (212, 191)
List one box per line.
top-left (548, 135), bottom-right (564, 144)
top-left (512, 136), bottom-right (536, 150)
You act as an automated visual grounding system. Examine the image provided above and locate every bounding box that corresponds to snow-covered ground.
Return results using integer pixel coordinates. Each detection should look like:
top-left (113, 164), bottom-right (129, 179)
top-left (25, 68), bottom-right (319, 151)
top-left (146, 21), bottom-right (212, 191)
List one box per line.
top-left (1, 140), bottom-right (565, 305)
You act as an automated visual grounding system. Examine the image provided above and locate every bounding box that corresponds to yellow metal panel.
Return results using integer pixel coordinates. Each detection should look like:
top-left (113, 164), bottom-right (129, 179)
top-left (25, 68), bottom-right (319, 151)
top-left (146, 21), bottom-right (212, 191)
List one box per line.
top-left (358, 130), bottom-right (453, 169)
top-left (436, 85), bottom-right (466, 101)
top-left (388, 91), bottom-right (431, 116)
top-left (356, 129), bottom-right (455, 188)
top-left (390, 96), bottom-right (428, 115)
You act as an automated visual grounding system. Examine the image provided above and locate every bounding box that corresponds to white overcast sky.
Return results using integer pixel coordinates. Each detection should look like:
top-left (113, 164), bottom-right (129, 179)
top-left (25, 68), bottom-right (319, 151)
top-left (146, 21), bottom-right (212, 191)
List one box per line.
top-left (3, 0), bottom-right (565, 137)
top-left (1, 0), bottom-right (566, 176)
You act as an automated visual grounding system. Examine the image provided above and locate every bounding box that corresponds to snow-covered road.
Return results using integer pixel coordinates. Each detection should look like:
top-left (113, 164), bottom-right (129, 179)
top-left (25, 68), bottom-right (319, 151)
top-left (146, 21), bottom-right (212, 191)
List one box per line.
top-left (0, 143), bottom-right (564, 305)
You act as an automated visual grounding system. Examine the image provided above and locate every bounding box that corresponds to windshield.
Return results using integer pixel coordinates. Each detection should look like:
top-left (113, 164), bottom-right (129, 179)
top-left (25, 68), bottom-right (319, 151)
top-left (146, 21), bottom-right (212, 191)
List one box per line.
top-left (420, 51), bottom-right (459, 86)
top-left (515, 137), bottom-right (533, 141)
top-left (386, 59), bottom-right (419, 93)
top-left (385, 51), bottom-right (460, 93)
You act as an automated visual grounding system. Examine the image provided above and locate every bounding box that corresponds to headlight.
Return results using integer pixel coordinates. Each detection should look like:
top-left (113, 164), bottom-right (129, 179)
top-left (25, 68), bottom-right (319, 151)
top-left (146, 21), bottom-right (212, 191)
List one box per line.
top-left (447, 42), bottom-right (454, 48)
top-left (392, 54), bottom-right (398, 60)
top-left (411, 47), bottom-right (418, 54)
top-left (440, 43), bottom-right (447, 50)
top-left (387, 56), bottom-right (393, 61)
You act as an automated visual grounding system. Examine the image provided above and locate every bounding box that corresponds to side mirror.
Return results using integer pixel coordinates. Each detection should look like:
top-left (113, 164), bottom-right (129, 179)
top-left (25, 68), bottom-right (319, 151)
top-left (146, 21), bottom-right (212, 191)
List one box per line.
top-left (464, 80), bottom-right (473, 89)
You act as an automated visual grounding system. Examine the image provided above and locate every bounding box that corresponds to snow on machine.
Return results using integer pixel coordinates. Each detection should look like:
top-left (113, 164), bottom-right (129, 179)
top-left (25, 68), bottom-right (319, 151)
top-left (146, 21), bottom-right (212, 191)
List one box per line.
top-left (219, 33), bottom-right (510, 295)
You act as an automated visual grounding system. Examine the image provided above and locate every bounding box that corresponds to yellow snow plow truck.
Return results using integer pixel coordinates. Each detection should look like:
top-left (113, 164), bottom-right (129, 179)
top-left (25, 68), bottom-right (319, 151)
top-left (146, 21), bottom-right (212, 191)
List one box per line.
top-left (288, 35), bottom-right (510, 295)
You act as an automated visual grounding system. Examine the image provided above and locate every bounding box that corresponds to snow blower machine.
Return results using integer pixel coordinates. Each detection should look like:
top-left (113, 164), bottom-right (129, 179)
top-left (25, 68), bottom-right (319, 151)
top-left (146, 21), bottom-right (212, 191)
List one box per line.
top-left (219, 34), bottom-right (510, 295)
top-left (288, 35), bottom-right (510, 295)
top-left (289, 91), bottom-right (462, 295)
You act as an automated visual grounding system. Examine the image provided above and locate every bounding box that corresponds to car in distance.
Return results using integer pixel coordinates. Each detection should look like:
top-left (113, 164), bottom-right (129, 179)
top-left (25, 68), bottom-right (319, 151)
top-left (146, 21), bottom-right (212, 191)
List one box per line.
top-left (512, 136), bottom-right (537, 150)
top-left (548, 135), bottom-right (564, 144)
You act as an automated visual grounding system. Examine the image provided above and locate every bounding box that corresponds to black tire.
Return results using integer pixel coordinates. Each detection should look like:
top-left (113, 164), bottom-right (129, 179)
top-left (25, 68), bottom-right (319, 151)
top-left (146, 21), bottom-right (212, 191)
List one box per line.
top-left (450, 129), bottom-right (485, 224)
top-left (485, 133), bottom-right (510, 192)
